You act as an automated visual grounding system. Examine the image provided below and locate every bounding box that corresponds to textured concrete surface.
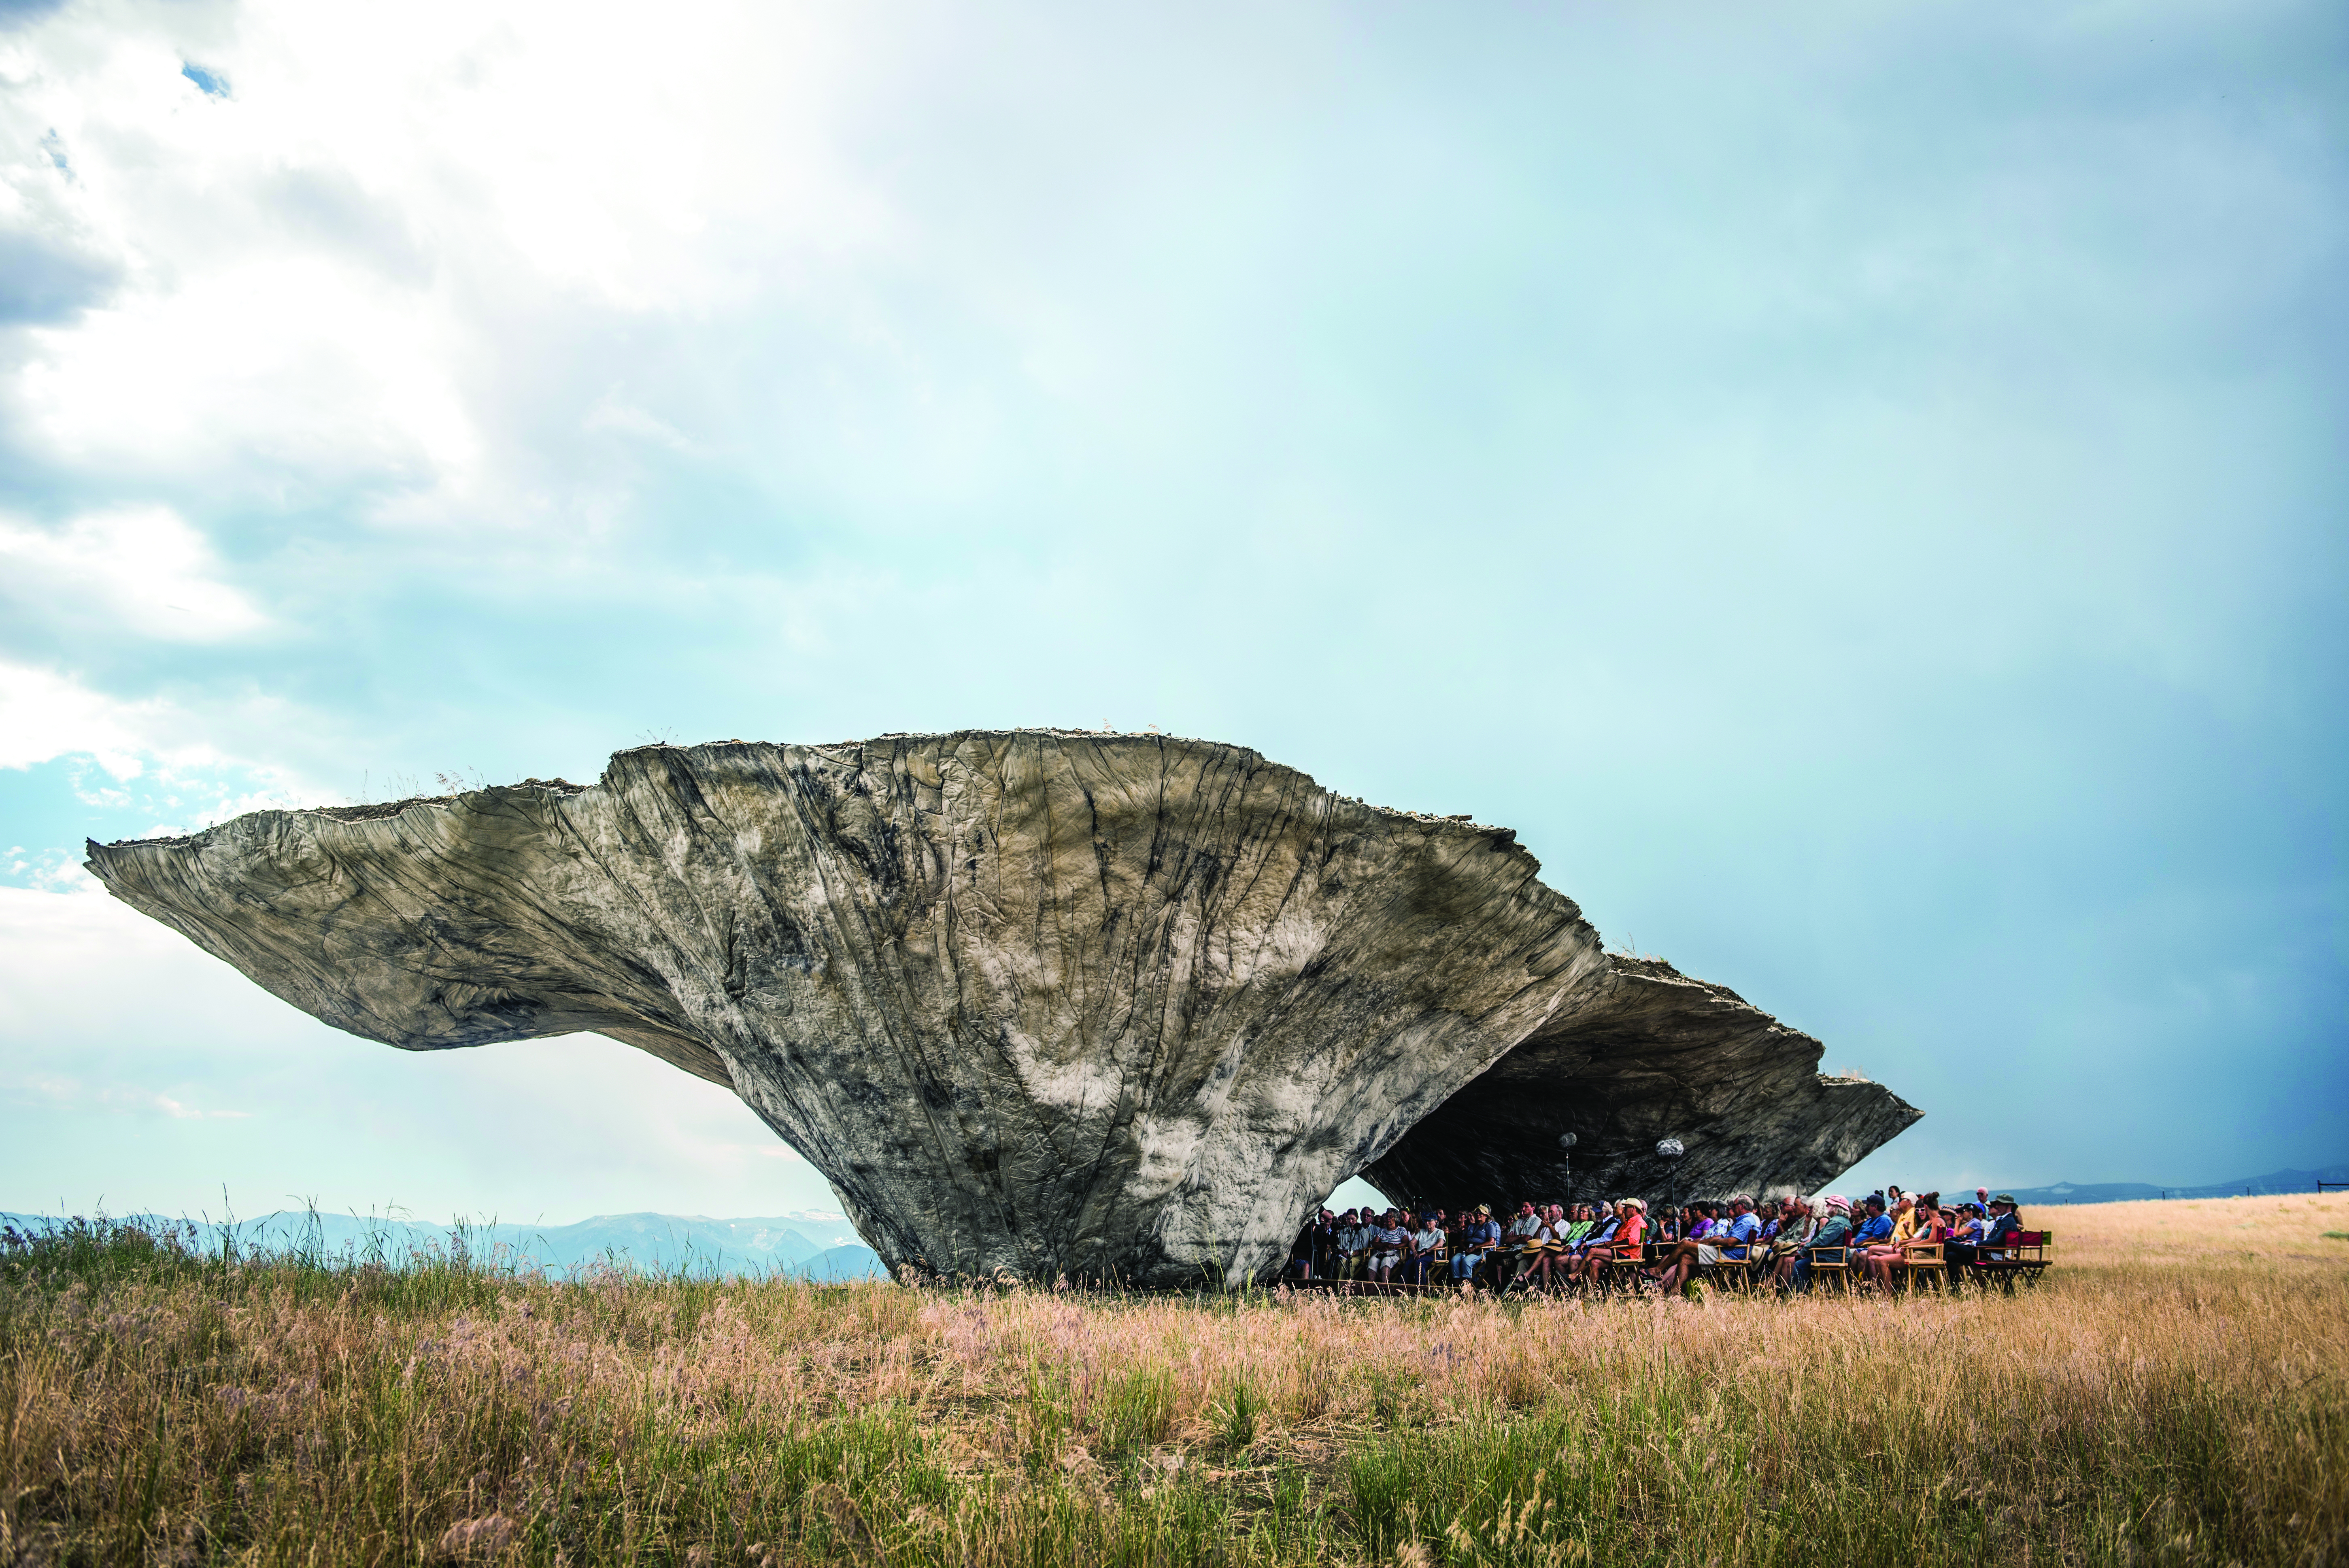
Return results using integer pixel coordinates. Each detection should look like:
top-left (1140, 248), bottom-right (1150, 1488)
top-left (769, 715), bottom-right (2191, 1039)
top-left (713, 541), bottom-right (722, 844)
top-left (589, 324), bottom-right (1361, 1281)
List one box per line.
top-left (85, 731), bottom-right (1917, 1283)
top-left (1362, 957), bottom-right (1921, 1211)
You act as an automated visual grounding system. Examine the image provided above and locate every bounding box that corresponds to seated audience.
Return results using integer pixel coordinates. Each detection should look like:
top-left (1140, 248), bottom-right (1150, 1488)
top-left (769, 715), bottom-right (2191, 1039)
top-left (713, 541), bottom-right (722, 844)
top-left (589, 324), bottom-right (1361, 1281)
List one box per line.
top-left (1847, 1194), bottom-right (1896, 1286)
top-left (1649, 1194), bottom-right (1762, 1293)
top-left (1369, 1210), bottom-right (1410, 1285)
top-left (1767, 1198), bottom-right (1813, 1289)
top-left (1984, 1195), bottom-right (2025, 1252)
top-left (1562, 1202), bottom-right (1618, 1273)
top-left (1407, 1210), bottom-right (1447, 1285)
top-left (1569, 1197), bottom-right (1645, 1285)
top-left (1452, 1204), bottom-right (1503, 1283)
top-left (1337, 1209), bottom-right (1374, 1280)
top-left (1791, 1195), bottom-right (1854, 1292)
top-left (1863, 1195), bottom-right (1947, 1290)
top-left (1494, 1201), bottom-right (1543, 1290)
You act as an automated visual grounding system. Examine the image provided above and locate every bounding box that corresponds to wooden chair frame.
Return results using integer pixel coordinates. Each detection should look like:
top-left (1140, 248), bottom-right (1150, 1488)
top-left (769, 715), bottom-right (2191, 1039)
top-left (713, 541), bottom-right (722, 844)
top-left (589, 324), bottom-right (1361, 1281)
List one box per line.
top-left (1896, 1241), bottom-right (1947, 1294)
top-left (1695, 1244), bottom-right (1761, 1293)
top-left (1802, 1244), bottom-right (1851, 1293)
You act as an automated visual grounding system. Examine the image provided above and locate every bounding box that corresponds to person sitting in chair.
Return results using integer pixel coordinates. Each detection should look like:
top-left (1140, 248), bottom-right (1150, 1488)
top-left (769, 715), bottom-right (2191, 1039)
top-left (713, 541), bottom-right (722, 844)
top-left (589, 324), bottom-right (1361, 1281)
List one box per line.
top-left (1766, 1197), bottom-right (1813, 1289)
top-left (1451, 1204), bottom-right (1503, 1284)
top-left (1561, 1202), bottom-right (1617, 1277)
top-left (1864, 1196), bottom-right (1946, 1290)
top-left (1336, 1209), bottom-right (1374, 1281)
top-left (1568, 1198), bottom-right (1645, 1285)
top-left (1650, 1194), bottom-right (1761, 1293)
top-left (1408, 1210), bottom-right (1447, 1286)
top-left (1492, 1202), bottom-right (1542, 1290)
top-left (1369, 1210), bottom-right (1410, 1286)
top-left (1846, 1195), bottom-right (1896, 1288)
top-left (1791, 1195), bottom-right (1854, 1292)
top-left (1958, 1195), bottom-right (2027, 1282)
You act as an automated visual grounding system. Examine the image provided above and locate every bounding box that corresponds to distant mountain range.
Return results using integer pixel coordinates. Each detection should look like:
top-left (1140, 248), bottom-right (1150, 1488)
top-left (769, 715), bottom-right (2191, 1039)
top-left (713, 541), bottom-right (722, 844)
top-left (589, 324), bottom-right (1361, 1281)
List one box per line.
top-left (11, 1162), bottom-right (2342, 1268)
top-left (0, 1208), bottom-right (887, 1281)
top-left (1968, 1164), bottom-right (2349, 1207)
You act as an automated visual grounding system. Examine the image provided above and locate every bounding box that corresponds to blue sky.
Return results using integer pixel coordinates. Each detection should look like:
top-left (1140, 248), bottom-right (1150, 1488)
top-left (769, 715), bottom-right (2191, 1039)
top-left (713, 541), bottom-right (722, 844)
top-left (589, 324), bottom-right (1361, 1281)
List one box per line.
top-left (1, 0), bottom-right (2342, 1224)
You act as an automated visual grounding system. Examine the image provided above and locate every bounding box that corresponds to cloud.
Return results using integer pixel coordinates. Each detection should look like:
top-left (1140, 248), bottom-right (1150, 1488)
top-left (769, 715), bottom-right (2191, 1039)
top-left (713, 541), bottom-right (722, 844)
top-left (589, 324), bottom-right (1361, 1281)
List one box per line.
top-left (0, 229), bottom-right (121, 324)
top-left (0, 0), bottom-right (2337, 1214)
top-left (0, 0), bottom-right (67, 34)
top-left (0, 506), bottom-right (268, 643)
top-left (0, 1073), bottom-right (251, 1120)
top-left (0, 663), bottom-right (317, 849)
top-left (0, 661), bottom-right (175, 777)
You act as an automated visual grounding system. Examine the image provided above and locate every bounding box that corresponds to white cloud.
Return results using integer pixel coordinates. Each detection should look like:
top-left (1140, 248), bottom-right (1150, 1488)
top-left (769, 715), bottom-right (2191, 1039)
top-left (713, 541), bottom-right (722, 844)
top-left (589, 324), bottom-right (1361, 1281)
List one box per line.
top-left (0, 661), bottom-right (172, 777)
top-left (0, 0), bottom-right (893, 514)
top-left (0, 661), bottom-right (317, 845)
top-left (0, 1073), bottom-right (252, 1120)
top-left (0, 505), bottom-right (268, 642)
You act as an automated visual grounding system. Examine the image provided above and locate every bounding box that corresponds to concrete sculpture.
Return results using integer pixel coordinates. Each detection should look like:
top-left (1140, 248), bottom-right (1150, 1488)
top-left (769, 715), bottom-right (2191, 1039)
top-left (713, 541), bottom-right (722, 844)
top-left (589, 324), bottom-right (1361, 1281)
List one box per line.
top-left (85, 731), bottom-right (1916, 1285)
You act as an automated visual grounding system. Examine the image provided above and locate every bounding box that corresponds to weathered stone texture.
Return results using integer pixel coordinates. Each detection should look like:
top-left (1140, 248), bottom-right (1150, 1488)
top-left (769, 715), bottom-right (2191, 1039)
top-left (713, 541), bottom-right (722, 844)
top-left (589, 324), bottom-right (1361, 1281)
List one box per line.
top-left (84, 731), bottom-right (1917, 1284)
top-left (1363, 957), bottom-right (1920, 1211)
top-left (88, 733), bottom-right (1611, 1283)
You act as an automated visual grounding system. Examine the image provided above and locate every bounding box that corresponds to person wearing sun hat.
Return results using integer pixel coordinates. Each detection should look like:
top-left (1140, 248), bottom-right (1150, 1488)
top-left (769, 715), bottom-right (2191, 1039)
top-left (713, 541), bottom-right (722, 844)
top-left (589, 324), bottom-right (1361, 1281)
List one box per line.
top-left (1451, 1203), bottom-right (1503, 1284)
top-left (1568, 1197), bottom-right (1645, 1287)
top-left (1979, 1194), bottom-right (2024, 1256)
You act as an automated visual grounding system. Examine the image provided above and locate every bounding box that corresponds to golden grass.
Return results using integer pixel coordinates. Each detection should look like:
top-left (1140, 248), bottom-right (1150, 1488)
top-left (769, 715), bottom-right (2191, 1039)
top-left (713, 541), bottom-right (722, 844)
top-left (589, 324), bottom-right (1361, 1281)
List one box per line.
top-left (2, 1194), bottom-right (2343, 1566)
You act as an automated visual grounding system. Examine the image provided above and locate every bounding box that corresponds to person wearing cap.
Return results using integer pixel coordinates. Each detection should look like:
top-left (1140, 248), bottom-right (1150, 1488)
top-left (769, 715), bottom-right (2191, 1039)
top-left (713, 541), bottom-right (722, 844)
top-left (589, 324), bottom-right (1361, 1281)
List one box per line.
top-left (1850, 1194), bottom-right (1893, 1248)
top-left (1971, 1194), bottom-right (2026, 1268)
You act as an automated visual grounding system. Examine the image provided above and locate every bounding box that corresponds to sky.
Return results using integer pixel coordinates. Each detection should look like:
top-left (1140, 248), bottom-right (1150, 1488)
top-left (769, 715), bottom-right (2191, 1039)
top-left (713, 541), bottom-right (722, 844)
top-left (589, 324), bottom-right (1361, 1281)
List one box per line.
top-left (1, 0), bottom-right (2342, 1226)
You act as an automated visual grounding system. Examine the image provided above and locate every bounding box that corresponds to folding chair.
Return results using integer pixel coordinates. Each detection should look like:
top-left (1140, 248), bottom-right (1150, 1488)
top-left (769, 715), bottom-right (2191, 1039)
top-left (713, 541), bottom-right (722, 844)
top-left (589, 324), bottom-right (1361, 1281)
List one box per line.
top-left (1803, 1244), bottom-right (1850, 1294)
top-left (1897, 1241), bottom-right (1946, 1294)
top-left (1969, 1230), bottom-right (2053, 1294)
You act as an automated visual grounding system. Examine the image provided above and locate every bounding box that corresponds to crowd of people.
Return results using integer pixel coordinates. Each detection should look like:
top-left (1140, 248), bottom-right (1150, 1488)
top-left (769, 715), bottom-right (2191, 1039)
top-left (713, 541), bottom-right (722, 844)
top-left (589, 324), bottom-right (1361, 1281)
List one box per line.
top-left (1286, 1185), bottom-right (2034, 1294)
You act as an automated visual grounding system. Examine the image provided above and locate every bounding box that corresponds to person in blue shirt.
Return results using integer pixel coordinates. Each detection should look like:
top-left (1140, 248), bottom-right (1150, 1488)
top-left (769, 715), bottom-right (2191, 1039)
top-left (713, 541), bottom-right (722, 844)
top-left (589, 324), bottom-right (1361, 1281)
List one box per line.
top-left (1646, 1194), bottom-right (1765, 1292)
top-left (1450, 1204), bottom-right (1503, 1284)
top-left (1850, 1195), bottom-right (1894, 1248)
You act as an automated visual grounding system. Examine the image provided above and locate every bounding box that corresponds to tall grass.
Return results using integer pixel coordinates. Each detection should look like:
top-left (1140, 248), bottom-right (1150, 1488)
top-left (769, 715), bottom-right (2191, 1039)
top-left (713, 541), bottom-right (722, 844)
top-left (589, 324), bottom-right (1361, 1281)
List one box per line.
top-left (1, 1197), bottom-right (2343, 1565)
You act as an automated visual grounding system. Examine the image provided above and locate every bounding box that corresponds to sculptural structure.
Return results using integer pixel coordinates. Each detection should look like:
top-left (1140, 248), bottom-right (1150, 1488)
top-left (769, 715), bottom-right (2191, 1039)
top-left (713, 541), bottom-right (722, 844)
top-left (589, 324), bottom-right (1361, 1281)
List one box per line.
top-left (85, 731), bottom-right (1917, 1285)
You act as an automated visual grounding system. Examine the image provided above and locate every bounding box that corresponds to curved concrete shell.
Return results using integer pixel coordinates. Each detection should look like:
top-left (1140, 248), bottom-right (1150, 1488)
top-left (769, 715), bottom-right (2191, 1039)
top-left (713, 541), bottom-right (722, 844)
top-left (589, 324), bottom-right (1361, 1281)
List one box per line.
top-left (84, 731), bottom-right (1917, 1284)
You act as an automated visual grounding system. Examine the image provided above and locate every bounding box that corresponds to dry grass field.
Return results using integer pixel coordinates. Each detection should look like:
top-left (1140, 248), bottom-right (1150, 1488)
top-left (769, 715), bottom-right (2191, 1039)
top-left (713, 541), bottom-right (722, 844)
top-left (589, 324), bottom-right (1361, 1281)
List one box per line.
top-left (2, 1193), bottom-right (2345, 1567)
